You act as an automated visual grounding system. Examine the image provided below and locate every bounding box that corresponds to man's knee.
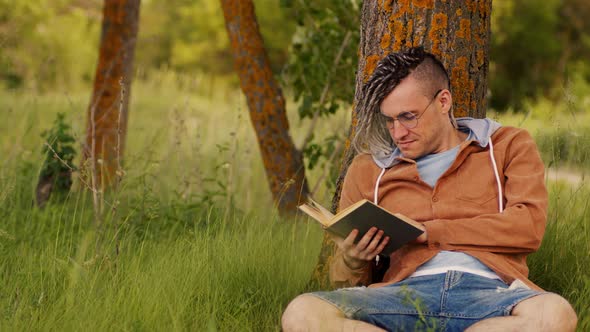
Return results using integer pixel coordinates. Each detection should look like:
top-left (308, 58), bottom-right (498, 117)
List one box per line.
top-left (282, 294), bottom-right (343, 331)
top-left (513, 293), bottom-right (577, 331)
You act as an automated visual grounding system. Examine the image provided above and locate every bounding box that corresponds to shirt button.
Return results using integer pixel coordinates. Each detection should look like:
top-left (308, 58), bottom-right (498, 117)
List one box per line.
top-left (432, 197), bottom-right (439, 202)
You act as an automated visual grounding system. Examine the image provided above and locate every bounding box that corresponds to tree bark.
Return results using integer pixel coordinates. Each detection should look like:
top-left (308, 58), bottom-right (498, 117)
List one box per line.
top-left (312, 0), bottom-right (492, 289)
top-left (220, 0), bottom-right (309, 215)
top-left (82, 0), bottom-right (140, 191)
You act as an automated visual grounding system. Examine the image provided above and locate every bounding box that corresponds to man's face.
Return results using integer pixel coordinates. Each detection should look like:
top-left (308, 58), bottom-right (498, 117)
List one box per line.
top-left (379, 76), bottom-right (451, 160)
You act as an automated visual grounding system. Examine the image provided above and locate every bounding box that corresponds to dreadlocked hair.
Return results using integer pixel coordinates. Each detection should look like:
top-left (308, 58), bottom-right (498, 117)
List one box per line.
top-left (351, 47), bottom-right (451, 157)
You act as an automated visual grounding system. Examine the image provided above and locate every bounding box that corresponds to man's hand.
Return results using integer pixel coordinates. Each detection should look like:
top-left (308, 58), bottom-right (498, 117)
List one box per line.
top-left (331, 227), bottom-right (390, 270)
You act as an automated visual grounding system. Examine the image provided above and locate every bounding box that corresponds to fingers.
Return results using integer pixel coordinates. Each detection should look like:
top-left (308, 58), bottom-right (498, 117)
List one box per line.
top-left (356, 227), bottom-right (379, 250)
top-left (338, 227), bottom-right (390, 262)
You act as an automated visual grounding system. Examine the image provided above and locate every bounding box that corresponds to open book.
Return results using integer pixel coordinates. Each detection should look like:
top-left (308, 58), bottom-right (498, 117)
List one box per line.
top-left (298, 198), bottom-right (424, 256)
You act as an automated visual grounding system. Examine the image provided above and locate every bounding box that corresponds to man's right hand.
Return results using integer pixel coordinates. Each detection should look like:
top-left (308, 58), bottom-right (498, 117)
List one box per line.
top-left (331, 227), bottom-right (390, 270)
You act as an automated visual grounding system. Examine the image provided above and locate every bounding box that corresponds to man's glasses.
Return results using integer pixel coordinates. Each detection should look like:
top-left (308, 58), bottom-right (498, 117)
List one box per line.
top-left (379, 89), bottom-right (442, 130)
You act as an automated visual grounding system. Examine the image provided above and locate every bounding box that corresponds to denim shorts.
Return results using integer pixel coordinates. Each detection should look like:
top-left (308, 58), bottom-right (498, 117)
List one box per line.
top-left (311, 271), bottom-right (544, 331)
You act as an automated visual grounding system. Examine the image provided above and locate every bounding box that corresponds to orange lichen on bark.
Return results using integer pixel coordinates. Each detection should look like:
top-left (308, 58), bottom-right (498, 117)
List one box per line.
top-left (380, 33), bottom-right (391, 50)
top-left (364, 55), bottom-right (381, 81)
top-left (379, 0), bottom-right (393, 14)
top-left (465, 0), bottom-right (476, 12)
top-left (478, 2), bottom-right (491, 41)
top-left (429, 13), bottom-right (448, 56)
top-left (456, 8), bottom-right (462, 16)
top-left (477, 50), bottom-right (484, 66)
top-left (221, 0), bottom-right (308, 214)
top-left (479, 0), bottom-right (491, 18)
top-left (392, 0), bottom-right (411, 19)
top-left (405, 19), bottom-right (414, 47)
top-left (83, 0), bottom-right (139, 188)
top-left (392, 20), bottom-right (406, 51)
top-left (430, 13), bottom-right (448, 33)
top-left (473, 30), bottom-right (483, 46)
top-left (451, 56), bottom-right (471, 117)
top-left (413, 0), bottom-right (434, 9)
top-left (457, 19), bottom-right (471, 40)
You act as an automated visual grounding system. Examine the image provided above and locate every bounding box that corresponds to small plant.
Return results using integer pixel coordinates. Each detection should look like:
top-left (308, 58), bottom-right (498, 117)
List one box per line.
top-left (36, 113), bottom-right (77, 207)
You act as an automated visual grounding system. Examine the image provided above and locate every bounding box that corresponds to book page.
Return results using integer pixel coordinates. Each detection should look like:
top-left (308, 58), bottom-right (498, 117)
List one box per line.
top-left (298, 204), bottom-right (330, 227)
top-left (307, 197), bottom-right (334, 219)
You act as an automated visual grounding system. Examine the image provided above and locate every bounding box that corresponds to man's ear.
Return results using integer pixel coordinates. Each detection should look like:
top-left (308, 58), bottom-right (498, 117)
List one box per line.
top-left (438, 89), bottom-right (452, 114)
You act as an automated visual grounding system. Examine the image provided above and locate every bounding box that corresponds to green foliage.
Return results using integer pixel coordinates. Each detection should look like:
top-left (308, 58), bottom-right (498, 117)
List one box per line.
top-left (490, 0), bottom-right (590, 110)
top-left (2, 0), bottom-right (589, 114)
top-left (282, 0), bottom-right (360, 120)
top-left (39, 112), bottom-right (77, 194)
top-left (136, 0), bottom-right (296, 77)
top-left (0, 0), bottom-right (296, 91)
top-left (281, 0), bottom-right (360, 191)
top-left (302, 134), bottom-right (341, 191)
top-left (0, 0), bottom-right (100, 91)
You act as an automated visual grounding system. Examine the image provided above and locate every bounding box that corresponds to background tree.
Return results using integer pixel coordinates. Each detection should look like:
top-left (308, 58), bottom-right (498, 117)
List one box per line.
top-left (220, 0), bottom-right (309, 215)
top-left (81, 0), bottom-right (140, 210)
top-left (491, 0), bottom-right (590, 110)
top-left (310, 0), bottom-right (493, 288)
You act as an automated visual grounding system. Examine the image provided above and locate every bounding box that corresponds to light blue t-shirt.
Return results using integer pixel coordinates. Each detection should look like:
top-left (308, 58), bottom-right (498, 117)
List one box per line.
top-left (410, 130), bottom-right (500, 279)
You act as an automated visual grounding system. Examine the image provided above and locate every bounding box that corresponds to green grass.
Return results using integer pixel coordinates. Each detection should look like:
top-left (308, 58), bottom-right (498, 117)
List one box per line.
top-left (528, 182), bottom-right (590, 331)
top-left (0, 161), bottom-right (324, 331)
top-left (0, 81), bottom-right (588, 330)
top-left (490, 99), bottom-right (590, 170)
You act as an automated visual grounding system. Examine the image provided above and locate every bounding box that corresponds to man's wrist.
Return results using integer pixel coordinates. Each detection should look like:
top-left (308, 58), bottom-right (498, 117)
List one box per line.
top-left (342, 255), bottom-right (368, 270)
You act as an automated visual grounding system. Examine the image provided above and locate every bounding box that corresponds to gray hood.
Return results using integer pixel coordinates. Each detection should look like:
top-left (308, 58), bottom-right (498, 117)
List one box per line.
top-left (372, 117), bottom-right (502, 168)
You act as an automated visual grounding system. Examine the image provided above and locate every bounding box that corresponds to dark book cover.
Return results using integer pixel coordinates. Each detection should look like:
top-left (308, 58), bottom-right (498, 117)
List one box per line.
top-left (328, 201), bottom-right (424, 256)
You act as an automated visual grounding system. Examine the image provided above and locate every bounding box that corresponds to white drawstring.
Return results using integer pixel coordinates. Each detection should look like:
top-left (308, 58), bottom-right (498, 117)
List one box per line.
top-left (374, 168), bottom-right (387, 205)
top-left (488, 138), bottom-right (504, 213)
top-left (374, 167), bottom-right (387, 266)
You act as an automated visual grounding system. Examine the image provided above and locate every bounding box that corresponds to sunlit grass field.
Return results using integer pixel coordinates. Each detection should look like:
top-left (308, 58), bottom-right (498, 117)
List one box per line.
top-left (0, 75), bottom-right (588, 330)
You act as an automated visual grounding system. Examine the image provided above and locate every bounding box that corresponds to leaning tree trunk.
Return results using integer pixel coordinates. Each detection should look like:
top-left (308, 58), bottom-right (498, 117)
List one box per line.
top-left (311, 0), bottom-right (492, 289)
top-left (220, 0), bottom-right (310, 215)
top-left (82, 0), bottom-right (140, 196)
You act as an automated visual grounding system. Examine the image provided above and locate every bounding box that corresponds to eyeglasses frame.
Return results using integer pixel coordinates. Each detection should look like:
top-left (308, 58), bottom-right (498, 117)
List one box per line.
top-left (380, 89), bottom-right (444, 130)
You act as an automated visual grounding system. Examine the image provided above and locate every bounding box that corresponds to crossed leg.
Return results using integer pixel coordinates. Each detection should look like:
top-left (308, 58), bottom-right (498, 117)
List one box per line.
top-left (281, 294), bottom-right (385, 332)
top-left (282, 293), bottom-right (577, 332)
top-left (466, 293), bottom-right (578, 332)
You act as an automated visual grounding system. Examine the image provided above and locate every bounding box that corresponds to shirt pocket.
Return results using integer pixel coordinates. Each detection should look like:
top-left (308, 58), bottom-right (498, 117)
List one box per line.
top-left (455, 154), bottom-right (498, 205)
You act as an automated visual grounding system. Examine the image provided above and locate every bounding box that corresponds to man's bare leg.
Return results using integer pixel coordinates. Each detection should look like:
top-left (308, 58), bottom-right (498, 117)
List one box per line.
top-left (466, 293), bottom-right (577, 332)
top-left (282, 294), bottom-right (385, 332)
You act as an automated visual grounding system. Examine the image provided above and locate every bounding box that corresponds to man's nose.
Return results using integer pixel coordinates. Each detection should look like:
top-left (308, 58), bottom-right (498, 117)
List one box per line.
top-left (391, 120), bottom-right (409, 140)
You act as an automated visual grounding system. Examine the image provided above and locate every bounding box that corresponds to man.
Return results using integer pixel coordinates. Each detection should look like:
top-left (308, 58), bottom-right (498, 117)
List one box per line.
top-left (282, 48), bottom-right (578, 331)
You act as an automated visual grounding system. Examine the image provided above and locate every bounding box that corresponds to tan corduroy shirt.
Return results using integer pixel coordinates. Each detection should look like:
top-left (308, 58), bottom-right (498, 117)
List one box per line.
top-left (330, 126), bottom-right (548, 291)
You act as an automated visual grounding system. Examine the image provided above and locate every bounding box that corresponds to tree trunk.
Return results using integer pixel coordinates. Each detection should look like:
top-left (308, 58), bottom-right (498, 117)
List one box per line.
top-left (311, 0), bottom-right (492, 289)
top-left (82, 0), bottom-right (140, 191)
top-left (220, 0), bottom-right (309, 215)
